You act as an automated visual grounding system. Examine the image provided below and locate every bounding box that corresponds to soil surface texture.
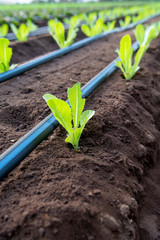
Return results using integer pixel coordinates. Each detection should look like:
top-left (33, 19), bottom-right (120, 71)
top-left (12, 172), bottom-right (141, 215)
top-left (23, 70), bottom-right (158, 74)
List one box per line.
top-left (0, 17), bottom-right (160, 240)
top-left (10, 30), bottom-right (86, 64)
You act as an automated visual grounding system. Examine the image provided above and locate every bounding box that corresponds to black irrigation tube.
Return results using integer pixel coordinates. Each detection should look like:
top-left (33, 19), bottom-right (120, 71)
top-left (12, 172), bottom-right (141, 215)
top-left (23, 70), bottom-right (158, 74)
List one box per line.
top-left (0, 12), bottom-right (159, 84)
top-left (0, 41), bottom-right (139, 181)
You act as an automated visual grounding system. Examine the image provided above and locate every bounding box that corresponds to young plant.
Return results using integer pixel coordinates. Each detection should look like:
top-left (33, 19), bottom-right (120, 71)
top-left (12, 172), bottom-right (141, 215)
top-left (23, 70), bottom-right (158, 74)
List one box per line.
top-left (115, 34), bottom-right (146, 80)
top-left (119, 16), bottom-right (131, 27)
top-left (98, 10), bottom-right (108, 22)
top-left (0, 24), bottom-right (9, 37)
top-left (48, 20), bottom-right (78, 48)
top-left (43, 83), bottom-right (95, 149)
top-left (0, 38), bottom-right (17, 74)
top-left (64, 15), bottom-right (80, 29)
top-left (10, 23), bottom-right (30, 42)
top-left (82, 12), bottom-right (97, 28)
top-left (26, 19), bottom-right (37, 32)
top-left (103, 20), bottom-right (116, 31)
top-left (81, 18), bottom-right (104, 37)
top-left (135, 23), bottom-right (160, 49)
top-left (48, 19), bottom-right (57, 32)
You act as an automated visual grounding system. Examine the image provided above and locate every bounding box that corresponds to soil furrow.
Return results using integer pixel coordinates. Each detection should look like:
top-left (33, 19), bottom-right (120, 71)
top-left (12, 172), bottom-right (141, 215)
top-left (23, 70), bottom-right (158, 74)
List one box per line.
top-left (0, 22), bottom-right (160, 240)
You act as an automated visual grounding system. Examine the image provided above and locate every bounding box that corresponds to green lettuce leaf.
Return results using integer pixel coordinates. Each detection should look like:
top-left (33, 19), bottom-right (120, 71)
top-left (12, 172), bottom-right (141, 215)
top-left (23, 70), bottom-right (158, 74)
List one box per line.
top-left (43, 95), bottom-right (73, 135)
top-left (68, 82), bottom-right (85, 129)
top-left (0, 38), bottom-right (12, 73)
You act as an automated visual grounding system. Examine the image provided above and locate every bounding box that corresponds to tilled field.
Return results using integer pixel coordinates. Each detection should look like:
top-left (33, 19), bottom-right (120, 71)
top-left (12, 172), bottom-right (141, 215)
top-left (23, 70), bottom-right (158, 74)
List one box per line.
top-left (0, 16), bottom-right (160, 240)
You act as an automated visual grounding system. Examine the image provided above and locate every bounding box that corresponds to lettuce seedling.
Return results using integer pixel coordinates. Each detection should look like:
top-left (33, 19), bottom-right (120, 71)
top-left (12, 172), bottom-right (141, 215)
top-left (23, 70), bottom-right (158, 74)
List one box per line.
top-left (115, 34), bottom-right (146, 80)
top-left (48, 20), bottom-right (78, 48)
top-left (103, 20), bottom-right (116, 31)
top-left (64, 15), bottom-right (80, 29)
top-left (0, 38), bottom-right (17, 73)
top-left (119, 16), bottom-right (131, 27)
top-left (82, 12), bottom-right (97, 28)
top-left (10, 23), bottom-right (30, 42)
top-left (81, 18), bottom-right (104, 37)
top-left (43, 83), bottom-right (95, 149)
top-left (26, 19), bottom-right (37, 32)
top-left (135, 23), bottom-right (160, 49)
top-left (48, 19), bottom-right (56, 32)
top-left (0, 24), bottom-right (9, 37)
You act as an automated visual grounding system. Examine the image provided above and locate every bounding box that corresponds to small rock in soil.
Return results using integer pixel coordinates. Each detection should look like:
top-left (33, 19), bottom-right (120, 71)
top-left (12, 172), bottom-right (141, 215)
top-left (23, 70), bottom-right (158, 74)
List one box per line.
top-left (101, 213), bottom-right (120, 232)
top-left (93, 189), bottom-right (101, 195)
top-left (120, 204), bottom-right (130, 218)
top-left (124, 119), bottom-right (131, 126)
top-left (51, 217), bottom-right (61, 224)
top-left (88, 191), bottom-right (93, 197)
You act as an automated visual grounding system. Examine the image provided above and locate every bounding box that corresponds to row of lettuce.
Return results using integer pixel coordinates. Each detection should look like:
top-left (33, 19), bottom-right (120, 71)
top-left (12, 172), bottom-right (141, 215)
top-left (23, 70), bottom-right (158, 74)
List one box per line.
top-left (0, 6), bottom-right (159, 45)
top-left (0, 4), bottom-right (159, 25)
top-left (0, 20), bottom-right (160, 76)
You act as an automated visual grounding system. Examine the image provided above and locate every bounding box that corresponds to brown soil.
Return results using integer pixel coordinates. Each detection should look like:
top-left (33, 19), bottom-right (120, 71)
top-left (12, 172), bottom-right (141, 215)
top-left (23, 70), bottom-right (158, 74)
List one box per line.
top-left (10, 30), bottom-right (86, 64)
top-left (0, 17), bottom-right (160, 240)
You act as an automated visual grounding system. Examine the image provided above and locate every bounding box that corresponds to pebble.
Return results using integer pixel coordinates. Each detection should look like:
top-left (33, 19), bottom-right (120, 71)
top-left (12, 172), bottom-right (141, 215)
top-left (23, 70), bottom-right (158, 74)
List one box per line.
top-left (51, 217), bottom-right (61, 224)
top-left (93, 189), bottom-right (101, 195)
top-left (88, 191), bottom-right (93, 197)
top-left (129, 198), bottom-right (138, 211)
top-left (101, 213), bottom-right (120, 232)
top-left (124, 119), bottom-right (131, 126)
top-left (139, 144), bottom-right (147, 156)
top-left (120, 204), bottom-right (130, 218)
top-left (145, 133), bottom-right (155, 144)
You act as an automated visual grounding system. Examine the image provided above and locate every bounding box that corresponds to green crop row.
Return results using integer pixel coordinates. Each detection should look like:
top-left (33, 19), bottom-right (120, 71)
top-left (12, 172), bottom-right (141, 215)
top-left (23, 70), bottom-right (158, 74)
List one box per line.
top-left (0, 2), bottom-right (160, 25)
top-left (0, 4), bottom-right (160, 42)
top-left (0, 11), bottom-right (160, 73)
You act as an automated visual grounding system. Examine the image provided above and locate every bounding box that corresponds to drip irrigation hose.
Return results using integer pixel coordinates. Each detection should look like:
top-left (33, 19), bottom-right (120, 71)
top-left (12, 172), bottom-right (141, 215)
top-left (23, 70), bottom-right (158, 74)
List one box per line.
top-left (0, 41), bottom-right (139, 181)
top-left (0, 12), bottom-right (159, 84)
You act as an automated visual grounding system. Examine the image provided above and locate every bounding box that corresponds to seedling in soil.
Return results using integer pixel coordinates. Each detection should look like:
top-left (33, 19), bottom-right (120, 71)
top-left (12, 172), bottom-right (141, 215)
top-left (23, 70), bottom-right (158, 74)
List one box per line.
top-left (0, 38), bottom-right (17, 73)
top-left (0, 24), bottom-right (9, 37)
top-left (115, 34), bottom-right (146, 80)
top-left (48, 20), bottom-right (78, 49)
top-left (103, 20), bottom-right (116, 31)
top-left (10, 23), bottom-right (31, 42)
top-left (119, 16), bottom-right (131, 27)
top-left (81, 18), bottom-right (104, 37)
top-left (26, 19), bottom-right (38, 32)
top-left (81, 12), bottom-right (97, 28)
top-left (64, 15), bottom-right (80, 29)
top-left (43, 83), bottom-right (95, 149)
top-left (135, 23), bottom-right (160, 49)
